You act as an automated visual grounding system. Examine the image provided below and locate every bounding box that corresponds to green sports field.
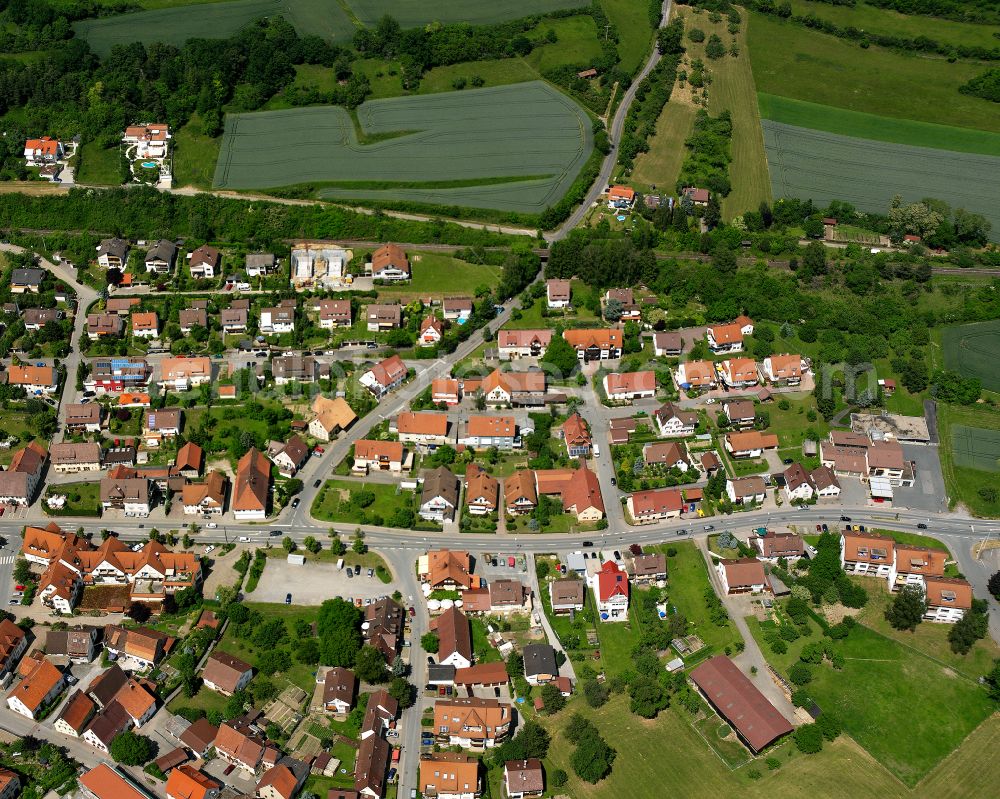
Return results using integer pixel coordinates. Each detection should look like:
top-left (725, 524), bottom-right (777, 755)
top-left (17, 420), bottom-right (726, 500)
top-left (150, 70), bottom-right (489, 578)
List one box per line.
top-left (761, 121), bottom-right (1000, 240)
top-left (214, 81), bottom-right (593, 213)
top-left (951, 425), bottom-right (1000, 473)
top-left (942, 320), bottom-right (1000, 391)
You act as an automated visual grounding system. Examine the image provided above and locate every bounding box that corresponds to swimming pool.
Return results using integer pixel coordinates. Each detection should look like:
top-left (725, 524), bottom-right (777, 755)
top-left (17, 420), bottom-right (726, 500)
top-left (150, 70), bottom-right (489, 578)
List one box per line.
top-left (140, 160), bottom-right (157, 168)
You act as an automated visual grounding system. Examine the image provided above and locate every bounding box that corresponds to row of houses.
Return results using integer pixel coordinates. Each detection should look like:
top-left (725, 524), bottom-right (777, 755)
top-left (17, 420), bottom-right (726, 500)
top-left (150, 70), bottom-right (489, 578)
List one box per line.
top-left (497, 327), bottom-right (623, 363)
top-left (428, 369), bottom-right (565, 408)
top-left (676, 354), bottom-right (805, 390)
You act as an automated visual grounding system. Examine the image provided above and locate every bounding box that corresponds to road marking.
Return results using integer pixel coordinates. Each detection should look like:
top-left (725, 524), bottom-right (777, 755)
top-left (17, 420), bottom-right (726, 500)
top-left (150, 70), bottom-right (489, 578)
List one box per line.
top-left (0, 556), bottom-right (14, 565)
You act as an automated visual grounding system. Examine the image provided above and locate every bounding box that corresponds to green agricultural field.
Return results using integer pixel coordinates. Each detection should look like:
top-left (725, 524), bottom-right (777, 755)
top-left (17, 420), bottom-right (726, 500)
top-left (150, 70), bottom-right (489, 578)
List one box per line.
top-left (348, 0), bottom-right (582, 27)
top-left (951, 425), bottom-right (1000, 473)
top-left (941, 319), bottom-right (1000, 391)
top-left (747, 12), bottom-right (997, 132)
top-left (937, 403), bottom-right (1000, 517)
top-left (761, 121), bottom-right (1000, 240)
top-left (215, 81), bottom-right (593, 213)
top-left (758, 95), bottom-right (1000, 158)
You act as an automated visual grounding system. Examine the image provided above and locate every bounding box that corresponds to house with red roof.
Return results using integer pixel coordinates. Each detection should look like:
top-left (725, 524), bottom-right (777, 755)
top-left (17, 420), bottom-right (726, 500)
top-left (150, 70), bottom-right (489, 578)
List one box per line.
top-left (588, 561), bottom-right (629, 622)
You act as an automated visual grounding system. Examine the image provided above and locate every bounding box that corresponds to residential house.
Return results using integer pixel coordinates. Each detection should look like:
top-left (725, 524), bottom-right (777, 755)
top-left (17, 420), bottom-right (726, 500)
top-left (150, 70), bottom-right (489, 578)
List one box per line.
top-left (309, 396), bottom-right (357, 441)
top-left (642, 441), bottom-right (690, 470)
top-left (103, 626), bottom-right (171, 669)
top-left (782, 463), bottom-right (814, 502)
top-left (5, 364), bottom-right (58, 393)
top-left (603, 371), bottom-right (656, 402)
top-left (181, 472), bottom-right (227, 516)
top-left (106, 297), bottom-right (140, 315)
top-left (88, 357), bottom-right (150, 393)
top-left (504, 470), bottom-right (537, 516)
top-left (360, 689), bottom-right (399, 740)
top-left (214, 720), bottom-right (265, 774)
top-left (463, 580), bottom-right (528, 616)
top-left (10, 268), bottom-right (45, 294)
top-left (497, 329), bottom-right (552, 360)
top-left (522, 644), bottom-right (557, 685)
top-left (563, 328), bottom-right (622, 362)
top-left (420, 316), bottom-right (444, 347)
top-left (751, 532), bottom-right (806, 562)
top-left (24, 136), bottom-right (63, 164)
top-left (482, 369), bottom-right (546, 407)
top-left (419, 467), bottom-right (460, 522)
top-left (431, 378), bottom-right (461, 406)
top-left (353, 440), bottom-right (405, 474)
top-left (144, 241), bottom-right (177, 274)
top-left (188, 245), bottom-right (221, 279)
top-left (202, 652), bottom-right (253, 696)
top-left (675, 359), bottom-right (716, 390)
top-left (442, 298), bottom-right (473, 322)
top-left (433, 607), bottom-right (473, 669)
top-left (166, 766), bottom-right (221, 799)
top-left (291, 244), bottom-right (348, 288)
top-left (360, 355), bottom-right (407, 398)
top-left (717, 558), bottom-right (768, 594)
top-left (232, 447), bottom-right (270, 520)
top-left (38, 561), bottom-right (82, 614)
top-left (652, 331), bottom-right (683, 357)
top-left (433, 698), bottom-right (512, 749)
top-left (706, 323), bottom-right (743, 354)
top-left (503, 760), bottom-right (543, 799)
top-left (87, 313), bottom-right (124, 340)
top-left (653, 402), bottom-right (699, 438)
top-left (245, 253), bottom-right (278, 277)
top-left (366, 304), bottom-right (402, 332)
top-left (394, 412), bottom-right (450, 452)
top-left (260, 306), bottom-right (295, 334)
top-left (725, 476), bottom-right (767, 505)
top-left (113, 678), bottom-right (158, 726)
top-left (273, 356), bottom-right (318, 385)
top-left (322, 667), bottom-right (357, 716)
top-left (45, 626), bottom-right (98, 663)
top-left (79, 764), bottom-right (154, 799)
top-left (589, 561), bottom-right (629, 622)
top-left (221, 308), bottom-right (248, 334)
top-left (893, 544), bottom-right (948, 590)
top-left (689, 656), bottom-right (792, 754)
top-left (315, 300), bottom-right (352, 329)
top-left (724, 400), bottom-right (756, 430)
top-left (840, 531), bottom-right (896, 579)
top-left (534, 464), bottom-right (605, 522)
top-left (420, 550), bottom-right (477, 592)
top-left (179, 308), bottom-right (208, 333)
top-left (604, 288), bottom-right (641, 321)
top-left (97, 239), bottom-right (130, 270)
top-left (23, 307), bottom-right (61, 331)
top-left (627, 552), bottom-right (667, 585)
top-left (734, 315), bottom-right (754, 335)
top-left (724, 430), bottom-right (779, 458)
top-left (0, 442), bottom-right (48, 505)
top-left (924, 577), bottom-right (973, 623)
top-left (682, 187), bottom-right (711, 207)
top-left (355, 736), bottom-right (390, 799)
top-left (364, 598), bottom-right (405, 662)
top-left (6, 659), bottom-right (64, 718)
top-left (420, 753), bottom-right (480, 799)
top-left (762, 354), bottom-right (803, 385)
top-left (545, 279), bottom-right (570, 309)
top-left (143, 407), bottom-right (182, 447)
top-left (548, 580), bottom-right (584, 614)
top-left (82, 702), bottom-right (132, 753)
top-left (159, 357), bottom-right (212, 390)
top-left (0, 620), bottom-right (27, 677)
top-left (272, 436), bottom-right (309, 478)
top-left (88, 664), bottom-right (129, 708)
top-left (371, 244), bottom-right (410, 281)
top-left (175, 442), bottom-right (204, 477)
top-left (557, 412), bottom-right (591, 457)
top-left (464, 416), bottom-right (518, 450)
top-left (719, 357), bottom-right (759, 388)
top-left (50, 442), bottom-right (103, 474)
top-left (607, 185), bottom-right (635, 209)
top-left (465, 465), bottom-right (498, 516)
top-left (809, 465), bottom-right (841, 498)
top-left (258, 762), bottom-right (307, 799)
top-left (124, 124), bottom-right (170, 158)
top-left (180, 717), bottom-right (219, 757)
top-left (54, 690), bottom-right (97, 737)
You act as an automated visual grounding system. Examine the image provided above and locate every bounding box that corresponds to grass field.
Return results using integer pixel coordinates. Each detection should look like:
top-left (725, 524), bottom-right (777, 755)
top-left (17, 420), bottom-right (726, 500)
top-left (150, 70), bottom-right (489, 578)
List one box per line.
top-left (375, 252), bottom-right (501, 300)
top-left (76, 141), bottom-right (121, 185)
top-left (762, 121), bottom-right (1000, 239)
top-left (173, 116), bottom-right (222, 189)
top-left (601, 0), bottom-right (655, 75)
top-left (748, 613), bottom-right (994, 786)
top-left (758, 95), bottom-right (1000, 158)
top-left (747, 12), bottom-right (998, 133)
top-left (348, 0), bottom-right (582, 27)
top-left (951, 425), bottom-right (1000, 473)
top-left (214, 81), bottom-right (592, 213)
top-left (941, 319), bottom-right (1000, 391)
top-left (524, 15), bottom-right (605, 73)
top-left (631, 101), bottom-right (696, 192)
top-left (311, 479), bottom-right (413, 524)
top-left (937, 403), bottom-right (1000, 517)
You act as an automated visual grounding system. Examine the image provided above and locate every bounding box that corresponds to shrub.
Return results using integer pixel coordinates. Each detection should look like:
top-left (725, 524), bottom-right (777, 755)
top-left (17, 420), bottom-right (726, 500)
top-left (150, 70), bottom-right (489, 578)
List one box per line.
top-left (788, 662), bottom-right (812, 686)
top-left (765, 756), bottom-right (781, 770)
top-left (793, 723), bottom-right (824, 754)
top-left (816, 712), bottom-right (841, 741)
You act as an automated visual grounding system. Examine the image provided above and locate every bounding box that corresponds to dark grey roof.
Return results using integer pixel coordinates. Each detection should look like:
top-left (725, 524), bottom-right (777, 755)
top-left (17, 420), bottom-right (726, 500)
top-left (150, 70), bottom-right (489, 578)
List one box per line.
top-left (145, 240), bottom-right (177, 263)
top-left (12, 268), bottom-right (44, 286)
top-left (522, 643), bottom-right (558, 678)
top-left (98, 238), bottom-right (129, 259)
top-left (427, 663), bottom-right (456, 684)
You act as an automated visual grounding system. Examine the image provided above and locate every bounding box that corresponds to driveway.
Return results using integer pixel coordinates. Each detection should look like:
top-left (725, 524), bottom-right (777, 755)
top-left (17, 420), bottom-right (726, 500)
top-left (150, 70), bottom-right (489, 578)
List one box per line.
top-left (247, 558), bottom-right (400, 605)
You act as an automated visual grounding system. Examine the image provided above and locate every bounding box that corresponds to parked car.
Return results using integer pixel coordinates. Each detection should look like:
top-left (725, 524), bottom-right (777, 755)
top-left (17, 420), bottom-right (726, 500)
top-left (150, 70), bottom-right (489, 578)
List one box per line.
top-left (285, 593), bottom-right (292, 604)
top-left (783, 458), bottom-right (793, 464)
top-left (346, 569), bottom-right (353, 579)
top-left (354, 565), bottom-right (362, 576)
top-left (388, 768), bottom-right (397, 783)
top-left (367, 568), bottom-right (375, 578)
top-left (291, 498), bottom-right (300, 509)
top-left (610, 476), bottom-right (617, 486)
top-left (408, 606), bottom-right (416, 616)
top-left (205, 546), bottom-right (215, 554)
top-left (822, 524), bottom-right (829, 532)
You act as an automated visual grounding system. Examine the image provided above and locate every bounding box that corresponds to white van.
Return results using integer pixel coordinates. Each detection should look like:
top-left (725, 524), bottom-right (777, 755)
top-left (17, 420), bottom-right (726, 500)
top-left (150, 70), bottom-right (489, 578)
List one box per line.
top-left (337, 558), bottom-right (344, 570)
top-left (593, 444), bottom-right (601, 458)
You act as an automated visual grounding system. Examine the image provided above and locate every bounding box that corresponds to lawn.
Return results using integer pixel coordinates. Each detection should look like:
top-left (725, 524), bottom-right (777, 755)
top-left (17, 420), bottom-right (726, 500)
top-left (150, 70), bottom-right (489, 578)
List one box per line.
top-left (470, 617), bottom-right (503, 663)
top-left (919, 715), bottom-right (1000, 799)
top-left (758, 94), bottom-right (1000, 158)
top-left (941, 319), bottom-right (1000, 392)
top-left (173, 116), bottom-right (223, 189)
top-left (312, 479), bottom-right (416, 527)
top-left (215, 82), bottom-right (593, 214)
top-left (761, 120), bottom-right (1000, 241)
top-left (761, 396), bottom-right (826, 450)
top-left (523, 15), bottom-right (605, 73)
top-left (747, 12), bottom-right (997, 133)
top-left (631, 101), bottom-right (697, 193)
top-left (600, 0), bottom-right (655, 75)
top-left (937, 403), bottom-right (1000, 517)
top-left (374, 252), bottom-right (501, 300)
top-left (44, 481), bottom-right (102, 516)
top-left (76, 141), bottom-right (122, 185)
top-left (166, 683), bottom-right (230, 716)
top-left (747, 611), bottom-right (994, 786)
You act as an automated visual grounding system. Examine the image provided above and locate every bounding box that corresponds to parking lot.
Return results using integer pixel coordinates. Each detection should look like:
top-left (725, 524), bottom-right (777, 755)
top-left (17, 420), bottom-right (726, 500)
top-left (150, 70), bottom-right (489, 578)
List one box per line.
top-left (894, 443), bottom-right (948, 514)
top-left (249, 558), bottom-right (401, 605)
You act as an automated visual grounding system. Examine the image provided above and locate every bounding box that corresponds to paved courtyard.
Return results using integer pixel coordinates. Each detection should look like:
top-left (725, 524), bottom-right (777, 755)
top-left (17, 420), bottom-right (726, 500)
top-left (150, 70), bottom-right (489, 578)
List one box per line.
top-left (248, 558), bottom-right (400, 605)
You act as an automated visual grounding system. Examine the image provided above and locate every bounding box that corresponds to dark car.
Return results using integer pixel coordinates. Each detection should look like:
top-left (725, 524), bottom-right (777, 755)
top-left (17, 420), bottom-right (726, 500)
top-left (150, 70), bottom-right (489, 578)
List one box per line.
top-left (822, 524), bottom-right (829, 532)
top-left (917, 523), bottom-right (928, 529)
top-left (840, 516), bottom-right (851, 522)
top-left (610, 477), bottom-right (617, 486)
top-left (427, 655), bottom-right (435, 665)
top-left (354, 565), bottom-right (362, 576)
top-left (285, 593), bottom-right (292, 604)
top-left (271, 530), bottom-right (283, 537)
top-left (314, 479), bottom-right (322, 488)
top-left (291, 498), bottom-right (300, 509)
top-left (347, 569), bottom-right (353, 578)
top-left (783, 458), bottom-right (794, 465)
top-left (408, 606), bottom-right (416, 616)
top-left (582, 540), bottom-right (594, 547)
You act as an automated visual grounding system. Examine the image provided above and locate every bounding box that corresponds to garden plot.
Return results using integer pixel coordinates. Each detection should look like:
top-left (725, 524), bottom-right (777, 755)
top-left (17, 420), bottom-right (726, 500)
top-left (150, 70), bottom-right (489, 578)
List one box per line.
top-left (762, 120), bottom-right (1000, 240)
top-left (213, 81), bottom-right (592, 213)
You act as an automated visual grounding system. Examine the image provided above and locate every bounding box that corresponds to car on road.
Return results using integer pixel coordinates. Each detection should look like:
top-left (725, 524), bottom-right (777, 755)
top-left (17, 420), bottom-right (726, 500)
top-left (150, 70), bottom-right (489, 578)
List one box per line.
top-left (409, 606), bottom-right (415, 616)
top-left (917, 523), bottom-right (928, 529)
top-left (582, 540), bottom-right (594, 547)
top-left (238, 536), bottom-right (252, 542)
top-left (271, 530), bottom-right (282, 537)
top-left (840, 516), bottom-right (851, 522)
top-left (610, 477), bottom-right (616, 486)
top-left (285, 593), bottom-right (292, 604)
top-left (313, 479), bottom-right (322, 488)
top-left (291, 498), bottom-right (300, 509)
top-left (207, 522), bottom-right (218, 528)
top-left (704, 524), bottom-right (715, 531)
top-left (677, 528), bottom-right (688, 536)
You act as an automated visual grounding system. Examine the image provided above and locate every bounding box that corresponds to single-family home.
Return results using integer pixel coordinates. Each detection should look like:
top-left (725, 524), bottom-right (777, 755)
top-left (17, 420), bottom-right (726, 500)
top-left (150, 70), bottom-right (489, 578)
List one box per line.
top-left (724, 400), bottom-right (756, 429)
top-left (653, 402), bottom-right (698, 438)
top-left (762, 354), bottom-right (803, 385)
top-left (24, 136), bottom-right (63, 164)
top-left (603, 371), bottom-right (656, 402)
top-left (144, 240), bottom-right (177, 274)
top-left (272, 435), bottom-right (310, 478)
top-left (272, 356), bottom-right (318, 385)
top-left (260, 305), bottom-right (295, 334)
top-left (0, 620), bottom-right (27, 677)
top-left (232, 447), bottom-right (270, 521)
top-left (0, 441), bottom-right (48, 505)
top-left (465, 464), bottom-right (498, 516)
top-left (159, 356), bottom-right (212, 390)
top-left (420, 316), bottom-right (444, 347)
top-left (420, 753), bottom-right (480, 799)
top-left (353, 439), bottom-right (405, 474)
top-left (143, 407), bottom-right (182, 448)
top-left (642, 440), bottom-right (690, 470)
top-left (366, 304), bottom-right (402, 332)
top-left (607, 185), bottom-right (635, 210)
top-left (433, 698), bottom-right (512, 749)
top-left (166, 766), bottom-right (221, 799)
top-left (54, 690), bottom-right (96, 738)
top-left (716, 557), bottom-right (768, 594)
top-left (504, 470), bottom-right (537, 516)
top-left (82, 702), bottom-right (132, 753)
top-left (87, 313), bottom-right (124, 340)
top-left (546, 279), bottom-right (571, 309)
top-left (534, 464), bottom-right (605, 522)
top-left (202, 652), bottom-right (253, 696)
top-left (549, 579), bottom-right (584, 614)
top-left (124, 123), bottom-right (170, 158)
top-left (96, 239), bottom-right (130, 270)
top-left (653, 331), bottom-right (683, 357)
top-left (180, 717), bottom-right (219, 757)
top-left (23, 307), bottom-right (61, 331)
top-left (627, 552), bottom-right (667, 585)
top-left (220, 308), bottom-right (248, 334)
top-left (589, 561), bottom-right (629, 622)
top-left (371, 244), bottom-right (410, 281)
top-left (315, 299), bottom-right (352, 329)
top-left (6, 364), bottom-right (58, 393)
top-left (6, 658), bottom-right (64, 718)
top-left (706, 323), bottom-right (743, 353)
top-left (179, 308), bottom-right (208, 333)
top-left (557, 412), bottom-right (592, 457)
top-left (604, 288), bottom-right (641, 321)
top-left (433, 607), bottom-right (473, 669)
top-left (419, 467), bottom-right (460, 523)
top-left (11, 268), bottom-right (45, 294)
top-left (113, 678), bottom-right (158, 726)
top-left (355, 737), bottom-right (390, 799)
top-left (724, 430), bottom-right (779, 458)
top-left (675, 360), bottom-right (716, 390)
top-left (523, 644), bottom-right (558, 685)
top-left (360, 355), bottom-right (407, 398)
top-left (503, 759), bottom-right (543, 799)
top-left (751, 532), bottom-right (806, 562)
top-left (322, 667), bottom-right (357, 716)
top-left (464, 415), bottom-right (518, 450)
top-left (394, 412), bottom-right (450, 451)
top-left (50, 442), bottom-right (102, 474)
top-left (497, 329), bottom-right (552, 360)
top-left (214, 720), bottom-right (265, 774)
top-left (245, 253), bottom-right (277, 276)
top-left (719, 358), bottom-right (759, 388)
top-left (682, 187), bottom-right (710, 207)
top-left (364, 598), bottom-right (405, 662)
top-left (99, 471), bottom-right (153, 516)
top-left (809, 465), bottom-right (841, 498)
top-left (181, 471), bottom-right (227, 517)
top-left (626, 486), bottom-right (684, 524)
top-left (725, 476), bottom-right (767, 505)
top-left (309, 395), bottom-right (357, 441)
top-left (188, 245), bottom-right (221, 279)
top-left (360, 688), bottom-right (399, 740)
top-left (442, 298), bottom-right (473, 322)
top-left (782, 463), bottom-right (814, 502)
top-left (431, 378), bottom-right (461, 406)
top-left (563, 328), bottom-right (622, 362)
